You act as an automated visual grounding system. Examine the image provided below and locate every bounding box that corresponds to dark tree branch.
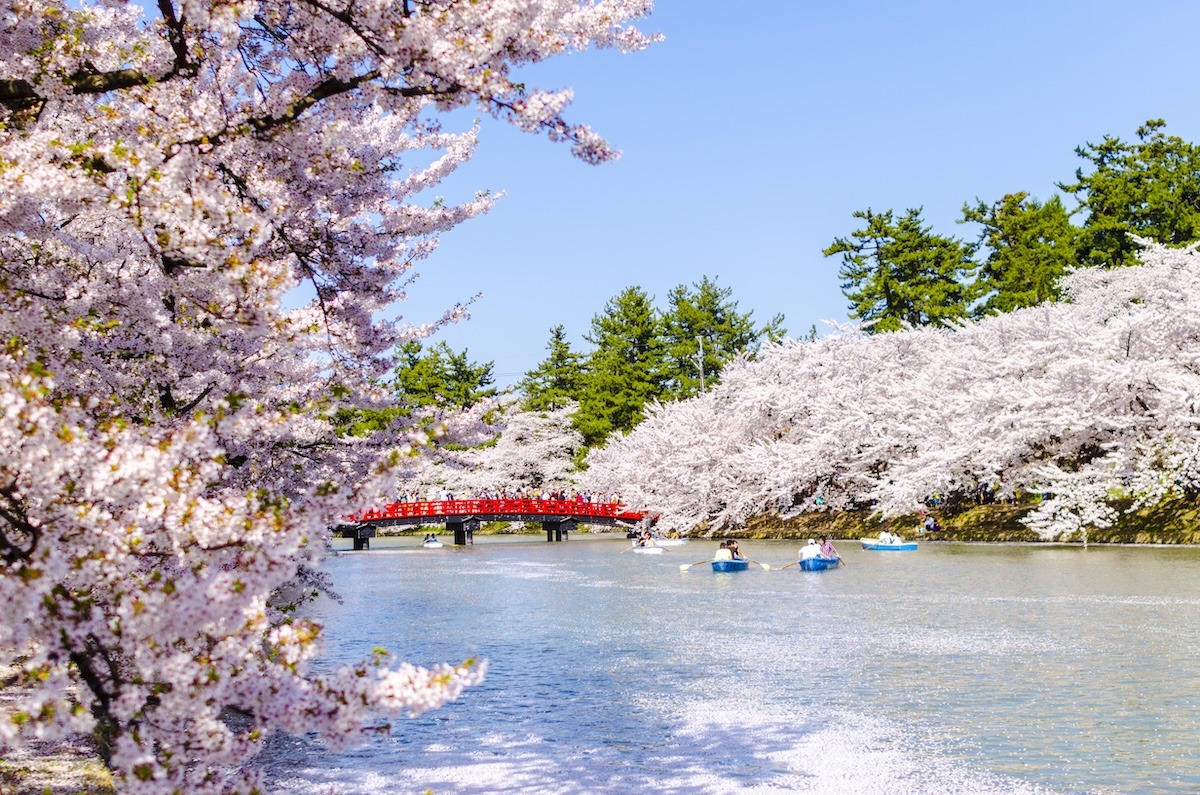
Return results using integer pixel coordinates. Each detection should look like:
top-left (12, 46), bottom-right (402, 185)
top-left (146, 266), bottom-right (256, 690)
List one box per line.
top-left (0, 482), bottom-right (39, 564)
top-left (0, 0), bottom-right (195, 114)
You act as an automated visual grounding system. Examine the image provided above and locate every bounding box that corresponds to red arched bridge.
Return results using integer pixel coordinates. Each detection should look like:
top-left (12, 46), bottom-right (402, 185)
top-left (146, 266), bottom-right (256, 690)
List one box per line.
top-left (336, 499), bottom-right (648, 549)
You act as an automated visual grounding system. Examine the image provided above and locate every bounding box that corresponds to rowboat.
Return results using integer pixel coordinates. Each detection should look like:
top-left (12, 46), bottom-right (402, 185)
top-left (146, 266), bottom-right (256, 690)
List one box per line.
top-left (631, 546), bottom-right (664, 554)
top-left (711, 559), bottom-right (750, 572)
top-left (422, 539), bottom-right (444, 549)
top-left (653, 538), bottom-right (688, 547)
top-left (860, 537), bottom-right (918, 551)
top-left (798, 556), bottom-right (840, 571)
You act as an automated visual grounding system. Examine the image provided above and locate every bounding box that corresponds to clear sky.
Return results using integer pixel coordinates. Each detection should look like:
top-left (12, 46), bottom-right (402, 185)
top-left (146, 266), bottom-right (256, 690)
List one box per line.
top-left (397, 0), bottom-right (1200, 389)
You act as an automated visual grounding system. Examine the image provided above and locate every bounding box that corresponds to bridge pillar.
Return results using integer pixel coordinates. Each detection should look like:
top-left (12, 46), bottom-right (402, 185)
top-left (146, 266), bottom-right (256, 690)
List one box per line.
top-left (447, 518), bottom-right (479, 546)
top-left (543, 519), bottom-right (577, 542)
top-left (337, 522), bottom-right (374, 551)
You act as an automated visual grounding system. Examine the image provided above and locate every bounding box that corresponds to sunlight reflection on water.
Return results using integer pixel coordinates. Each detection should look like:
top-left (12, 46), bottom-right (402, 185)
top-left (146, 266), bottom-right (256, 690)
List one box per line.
top-left (263, 537), bottom-right (1200, 794)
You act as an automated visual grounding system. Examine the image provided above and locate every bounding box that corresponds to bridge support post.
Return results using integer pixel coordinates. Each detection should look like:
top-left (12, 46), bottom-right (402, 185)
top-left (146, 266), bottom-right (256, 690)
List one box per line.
top-left (342, 523), bottom-right (374, 551)
top-left (542, 519), bottom-right (577, 542)
top-left (447, 518), bottom-right (479, 546)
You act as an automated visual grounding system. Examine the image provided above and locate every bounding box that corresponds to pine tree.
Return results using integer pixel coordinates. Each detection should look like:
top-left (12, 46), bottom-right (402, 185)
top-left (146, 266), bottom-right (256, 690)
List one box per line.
top-left (961, 192), bottom-right (1078, 316)
top-left (1060, 119), bottom-right (1200, 269)
top-left (520, 324), bottom-right (586, 411)
top-left (661, 275), bottom-right (784, 398)
top-left (392, 340), bottom-right (496, 410)
top-left (574, 287), bottom-right (666, 448)
top-left (825, 207), bottom-right (977, 333)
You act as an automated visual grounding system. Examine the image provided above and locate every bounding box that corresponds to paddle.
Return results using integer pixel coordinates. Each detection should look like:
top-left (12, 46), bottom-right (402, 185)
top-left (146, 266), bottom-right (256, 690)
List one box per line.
top-left (746, 559), bottom-right (772, 572)
top-left (779, 561), bottom-right (799, 570)
top-left (679, 560), bottom-right (710, 571)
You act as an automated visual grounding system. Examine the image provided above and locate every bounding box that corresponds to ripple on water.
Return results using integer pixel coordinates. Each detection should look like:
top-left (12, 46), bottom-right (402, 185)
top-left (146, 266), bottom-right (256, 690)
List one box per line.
top-left (265, 540), bottom-right (1200, 794)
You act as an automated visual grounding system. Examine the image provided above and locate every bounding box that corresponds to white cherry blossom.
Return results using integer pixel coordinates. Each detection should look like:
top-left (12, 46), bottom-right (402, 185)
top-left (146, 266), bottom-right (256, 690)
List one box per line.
top-left (0, 1), bottom-right (657, 791)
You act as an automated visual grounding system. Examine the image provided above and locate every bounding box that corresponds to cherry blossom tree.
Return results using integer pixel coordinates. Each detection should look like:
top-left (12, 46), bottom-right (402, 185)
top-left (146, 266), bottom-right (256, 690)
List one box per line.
top-left (396, 400), bottom-right (584, 499)
top-left (583, 243), bottom-right (1200, 541)
top-left (0, 0), bottom-right (656, 791)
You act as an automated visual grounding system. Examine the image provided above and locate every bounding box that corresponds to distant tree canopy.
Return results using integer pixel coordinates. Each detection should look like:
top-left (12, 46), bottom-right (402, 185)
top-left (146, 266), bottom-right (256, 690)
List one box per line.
top-left (661, 276), bottom-right (786, 398)
top-left (962, 192), bottom-right (1077, 317)
top-left (337, 340), bottom-right (496, 437)
top-left (574, 286), bottom-right (666, 449)
top-left (829, 119), bottom-right (1200, 331)
top-left (1061, 118), bottom-right (1200, 269)
top-left (520, 276), bottom-right (784, 452)
top-left (392, 340), bottom-right (497, 410)
top-left (519, 324), bottom-right (585, 413)
top-left (824, 208), bottom-right (977, 333)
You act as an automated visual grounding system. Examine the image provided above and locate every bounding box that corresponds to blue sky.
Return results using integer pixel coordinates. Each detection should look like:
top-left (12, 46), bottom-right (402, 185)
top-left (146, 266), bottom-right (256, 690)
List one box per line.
top-left (398, 1), bottom-right (1200, 389)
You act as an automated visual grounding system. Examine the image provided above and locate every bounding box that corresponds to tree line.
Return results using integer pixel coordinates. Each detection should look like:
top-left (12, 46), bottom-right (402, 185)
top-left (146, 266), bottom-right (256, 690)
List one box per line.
top-left (582, 243), bottom-right (1200, 540)
top-left (378, 119), bottom-right (1200, 462)
top-left (378, 276), bottom-right (784, 451)
top-left (828, 119), bottom-right (1200, 331)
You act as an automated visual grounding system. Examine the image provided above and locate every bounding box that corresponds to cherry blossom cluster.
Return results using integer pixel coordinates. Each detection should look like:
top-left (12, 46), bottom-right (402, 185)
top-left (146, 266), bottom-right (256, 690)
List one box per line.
top-left (394, 400), bottom-right (583, 499)
top-left (0, 0), bottom-right (655, 791)
top-left (584, 243), bottom-right (1200, 540)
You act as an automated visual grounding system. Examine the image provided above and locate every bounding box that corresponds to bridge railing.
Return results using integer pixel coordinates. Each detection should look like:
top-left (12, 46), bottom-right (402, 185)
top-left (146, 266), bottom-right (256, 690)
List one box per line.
top-left (348, 499), bottom-right (645, 524)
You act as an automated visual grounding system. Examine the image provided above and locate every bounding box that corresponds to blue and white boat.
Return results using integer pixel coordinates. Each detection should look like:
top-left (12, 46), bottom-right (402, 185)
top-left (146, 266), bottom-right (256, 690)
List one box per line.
top-left (798, 556), bottom-right (841, 571)
top-left (861, 534), bottom-right (917, 551)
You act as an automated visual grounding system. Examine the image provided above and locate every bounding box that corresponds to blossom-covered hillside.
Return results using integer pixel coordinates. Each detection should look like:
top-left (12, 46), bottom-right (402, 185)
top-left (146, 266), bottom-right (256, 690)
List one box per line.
top-left (582, 243), bottom-right (1200, 540)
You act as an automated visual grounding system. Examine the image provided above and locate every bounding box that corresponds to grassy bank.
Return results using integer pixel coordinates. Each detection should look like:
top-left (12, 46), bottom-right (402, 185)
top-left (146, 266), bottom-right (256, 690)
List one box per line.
top-left (730, 497), bottom-right (1200, 544)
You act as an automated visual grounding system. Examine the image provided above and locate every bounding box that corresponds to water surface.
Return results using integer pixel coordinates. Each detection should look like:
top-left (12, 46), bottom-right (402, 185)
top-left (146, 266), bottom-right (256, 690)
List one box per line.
top-left (264, 536), bottom-right (1200, 794)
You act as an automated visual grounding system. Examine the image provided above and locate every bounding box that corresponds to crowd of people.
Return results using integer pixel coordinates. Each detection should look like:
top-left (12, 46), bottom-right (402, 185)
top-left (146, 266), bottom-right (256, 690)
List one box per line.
top-left (394, 488), bottom-right (623, 504)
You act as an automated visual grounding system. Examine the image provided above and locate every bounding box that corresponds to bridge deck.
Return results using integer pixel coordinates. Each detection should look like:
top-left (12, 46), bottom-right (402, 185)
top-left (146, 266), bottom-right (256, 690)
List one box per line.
top-left (349, 499), bottom-right (646, 527)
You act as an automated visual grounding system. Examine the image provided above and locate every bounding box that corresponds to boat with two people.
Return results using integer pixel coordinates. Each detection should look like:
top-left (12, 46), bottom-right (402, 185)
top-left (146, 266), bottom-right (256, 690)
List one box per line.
top-left (861, 531), bottom-right (918, 551)
top-left (628, 530), bottom-right (668, 554)
top-left (787, 538), bottom-right (842, 571)
top-left (679, 540), bottom-right (769, 572)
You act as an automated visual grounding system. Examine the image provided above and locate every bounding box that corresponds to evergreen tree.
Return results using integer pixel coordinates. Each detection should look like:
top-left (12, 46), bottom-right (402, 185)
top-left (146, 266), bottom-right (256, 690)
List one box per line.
top-left (335, 340), bottom-right (497, 437)
top-left (961, 192), bottom-right (1078, 316)
top-left (825, 207), bottom-right (977, 333)
top-left (393, 340), bottom-right (496, 409)
top-left (1060, 119), bottom-right (1200, 269)
top-left (520, 324), bottom-right (586, 411)
top-left (574, 287), bottom-right (666, 448)
top-left (661, 275), bottom-right (785, 398)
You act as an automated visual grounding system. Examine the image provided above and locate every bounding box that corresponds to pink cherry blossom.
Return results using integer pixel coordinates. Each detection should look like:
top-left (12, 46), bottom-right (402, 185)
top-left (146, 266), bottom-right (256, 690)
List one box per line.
top-left (584, 243), bottom-right (1200, 542)
top-left (0, 1), bottom-right (657, 791)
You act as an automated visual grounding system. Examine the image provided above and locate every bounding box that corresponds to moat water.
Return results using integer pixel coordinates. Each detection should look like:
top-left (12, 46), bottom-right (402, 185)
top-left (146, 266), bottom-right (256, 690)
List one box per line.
top-left (264, 535), bottom-right (1200, 794)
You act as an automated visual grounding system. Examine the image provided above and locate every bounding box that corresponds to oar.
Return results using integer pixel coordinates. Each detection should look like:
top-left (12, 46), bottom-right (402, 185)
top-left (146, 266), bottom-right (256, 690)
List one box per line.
top-left (746, 558), bottom-right (772, 571)
top-left (679, 560), bottom-right (711, 571)
top-left (779, 560), bottom-right (799, 570)
top-left (620, 545), bottom-right (636, 553)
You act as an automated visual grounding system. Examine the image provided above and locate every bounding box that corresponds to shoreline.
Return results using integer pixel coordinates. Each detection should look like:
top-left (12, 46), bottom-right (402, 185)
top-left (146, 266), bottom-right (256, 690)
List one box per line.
top-left (411, 498), bottom-right (1200, 545)
top-left (717, 499), bottom-right (1200, 545)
